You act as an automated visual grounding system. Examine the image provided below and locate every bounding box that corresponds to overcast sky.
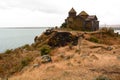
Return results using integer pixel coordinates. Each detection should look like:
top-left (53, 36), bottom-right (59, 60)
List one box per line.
top-left (0, 0), bottom-right (120, 27)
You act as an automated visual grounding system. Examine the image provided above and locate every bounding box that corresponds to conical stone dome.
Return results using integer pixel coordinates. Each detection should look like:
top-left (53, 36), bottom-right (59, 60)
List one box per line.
top-left (79, 11), bottom-right (88, 16)
top-left (69, 8), bottom-right (76, 13)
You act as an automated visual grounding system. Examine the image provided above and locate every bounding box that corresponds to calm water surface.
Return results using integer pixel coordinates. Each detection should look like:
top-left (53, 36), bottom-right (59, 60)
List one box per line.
top-left (0, 28), bottom-right (48, 53)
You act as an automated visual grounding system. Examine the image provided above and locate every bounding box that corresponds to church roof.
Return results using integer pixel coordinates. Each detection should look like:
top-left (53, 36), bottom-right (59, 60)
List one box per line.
top-left (79, 11), bottom-right (89, 16)
top-left (86, 15), bottom-right (97, 21)
top-left (69, 8), bottom-right (76, 13)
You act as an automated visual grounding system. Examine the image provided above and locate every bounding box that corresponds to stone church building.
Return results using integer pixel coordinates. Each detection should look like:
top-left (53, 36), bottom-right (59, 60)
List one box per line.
top-left (64, 8), bottom-right (99, 31)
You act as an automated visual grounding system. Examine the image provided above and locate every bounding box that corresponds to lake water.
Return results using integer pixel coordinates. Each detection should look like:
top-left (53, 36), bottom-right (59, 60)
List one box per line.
top-left (0, 28), bottom-right (120, 53)
top-left (0, 28), bottom-right (48, 53)
top-left (114, 30), bottom-right (120, 34)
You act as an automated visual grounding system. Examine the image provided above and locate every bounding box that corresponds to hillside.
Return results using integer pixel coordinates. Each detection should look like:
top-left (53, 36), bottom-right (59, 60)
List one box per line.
top-left (0, 28), bottom-right (120, 80)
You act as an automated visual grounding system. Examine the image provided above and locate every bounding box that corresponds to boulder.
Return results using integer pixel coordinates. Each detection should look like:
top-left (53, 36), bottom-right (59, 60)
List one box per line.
top-left (106, 46), bottom-right (113, 51)
top-left (48, 32), bottom-right (78, 47)
top-left (44, 28), bottom-right (54, 35)
top-left (41, 55), bottom-right (52, 63)
top-left (94, 75), bottom-right (111, 80)
top-left (33, 64), bottom-right (40, 68)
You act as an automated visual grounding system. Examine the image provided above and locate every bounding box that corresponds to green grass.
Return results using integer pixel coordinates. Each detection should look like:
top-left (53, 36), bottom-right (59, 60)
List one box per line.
top-left (40, 45), bottom-right (51, 56)
top-left (4, 49), bottom-right (12, 54)
top-left (88, 37), bottom-right (99, 43)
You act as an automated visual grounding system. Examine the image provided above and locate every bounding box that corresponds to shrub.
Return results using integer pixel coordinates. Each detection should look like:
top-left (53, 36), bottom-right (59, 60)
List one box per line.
top-left (100, 27), bottom-right (114, 36)
top-left (107, 27), bottom-right (114, 36)
top-left (100, 27), bottom-right (108, 32)
top-left (94, 75), bottom-right (111, 80)
top-left (68, 43), bottom-right (73, 49)
top-left (22, 44), bottom-right (33, 50)
top-left (17, 56), bottom-right (32, 71)
top-left (22, 44), bottom-right (29, 49)
top-left (21, 58), bottom-right (29, 67)
top-left (75, 49), bottom-right (80, 53)
top-left (40, 45), bottom-right (51, 56)
top-left (88, 37), bottom-right (99, 43)
top-left (60, 22), bottom-right (67, 28)
top-left (4, 49), bottom-right (12, 54)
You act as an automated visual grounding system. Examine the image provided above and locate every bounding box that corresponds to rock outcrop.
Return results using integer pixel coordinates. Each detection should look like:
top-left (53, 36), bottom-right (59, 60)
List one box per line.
top-left (48, 32), bottom-right (78, 47)
top-left (34, 30), bottom-right (79, 48)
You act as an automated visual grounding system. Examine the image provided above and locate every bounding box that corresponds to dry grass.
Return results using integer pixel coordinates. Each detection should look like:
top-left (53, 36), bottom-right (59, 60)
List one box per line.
top-left (8, 40), bottom-right (120, 80)
top-left (0, 48), bottom-right (40, 78)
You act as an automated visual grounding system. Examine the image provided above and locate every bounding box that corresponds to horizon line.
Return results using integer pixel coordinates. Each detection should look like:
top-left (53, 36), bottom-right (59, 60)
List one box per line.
top-left (0, 27), bottom-right (54, 29)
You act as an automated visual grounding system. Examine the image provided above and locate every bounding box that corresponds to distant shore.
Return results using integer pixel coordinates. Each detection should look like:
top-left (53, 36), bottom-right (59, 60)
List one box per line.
top-left (0, 26), bottom-right (120, 30)
top-left (0, 27), bottom-right (53, 29)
